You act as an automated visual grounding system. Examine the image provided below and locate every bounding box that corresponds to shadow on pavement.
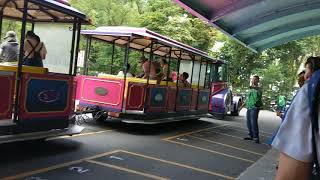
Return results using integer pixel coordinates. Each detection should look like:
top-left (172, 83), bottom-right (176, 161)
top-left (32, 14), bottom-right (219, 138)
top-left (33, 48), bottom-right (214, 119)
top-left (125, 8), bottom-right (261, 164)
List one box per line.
top-left (92, 119), bottom-right (217, 136)
top-left (0, 139), bottom-right (82, 162)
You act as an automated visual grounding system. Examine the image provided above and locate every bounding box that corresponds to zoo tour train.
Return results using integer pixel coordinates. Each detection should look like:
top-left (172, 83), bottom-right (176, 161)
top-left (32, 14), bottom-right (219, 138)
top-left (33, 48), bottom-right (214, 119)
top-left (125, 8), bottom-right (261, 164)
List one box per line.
top-left (0, 0), bottom-right (241, 144)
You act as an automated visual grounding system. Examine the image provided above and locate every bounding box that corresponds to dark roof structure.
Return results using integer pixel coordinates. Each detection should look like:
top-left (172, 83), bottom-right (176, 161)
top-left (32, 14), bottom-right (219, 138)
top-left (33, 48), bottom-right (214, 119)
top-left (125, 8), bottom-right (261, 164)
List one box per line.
top-left (0, 0), bottom-right (88, 23)
top-left (175, 0), bottom-right (320, 52)
top-left (82, 26), bottom-right (224, 63)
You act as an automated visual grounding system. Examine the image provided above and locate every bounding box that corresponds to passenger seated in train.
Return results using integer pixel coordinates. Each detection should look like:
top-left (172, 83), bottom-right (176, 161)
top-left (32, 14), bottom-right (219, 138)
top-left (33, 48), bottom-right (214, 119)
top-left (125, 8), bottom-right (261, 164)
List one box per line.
top-left (139, 56), bottom-right (157, 80)
top-left (23, 31), bottom-right (47, 67)
top-left (178, 72), bottom-right (191, 88)
top-left (159, 58), bottom-right (172, 81)
top-left (117, 63), bottom-right (134, 77)
top-left (0, 31), bottom-right (19, 63)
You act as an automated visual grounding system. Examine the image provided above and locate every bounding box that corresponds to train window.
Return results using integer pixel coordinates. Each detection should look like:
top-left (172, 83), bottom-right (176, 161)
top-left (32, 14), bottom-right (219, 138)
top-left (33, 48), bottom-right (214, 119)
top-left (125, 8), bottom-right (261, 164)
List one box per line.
top-left (35, 24), bottom-right (73, 74)
top-left (212, 64), bottom-right (228, 82)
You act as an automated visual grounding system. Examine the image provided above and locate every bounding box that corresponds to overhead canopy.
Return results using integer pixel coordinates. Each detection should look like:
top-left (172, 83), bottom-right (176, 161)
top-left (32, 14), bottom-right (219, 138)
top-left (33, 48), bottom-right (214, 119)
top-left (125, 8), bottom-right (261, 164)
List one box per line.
top-left (175, 0), bottom-right (320, 52)
top-left (0, 0), bottom-right (88, 23)
top-left (82, 26), bottom-right (224, 63)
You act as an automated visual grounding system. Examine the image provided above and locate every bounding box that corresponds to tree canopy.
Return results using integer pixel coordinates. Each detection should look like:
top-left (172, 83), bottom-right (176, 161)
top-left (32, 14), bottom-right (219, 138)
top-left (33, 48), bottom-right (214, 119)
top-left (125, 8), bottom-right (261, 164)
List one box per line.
top-left (0, 0), bottom-right (317, 109)
top-left (70, 0), bottom-right (320, 108)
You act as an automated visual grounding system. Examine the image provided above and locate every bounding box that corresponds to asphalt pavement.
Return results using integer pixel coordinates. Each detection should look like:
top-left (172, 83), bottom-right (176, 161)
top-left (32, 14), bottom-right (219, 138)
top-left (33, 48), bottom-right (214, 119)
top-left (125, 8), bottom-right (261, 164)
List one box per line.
top-left (0, 109), bottom-right (281, 180)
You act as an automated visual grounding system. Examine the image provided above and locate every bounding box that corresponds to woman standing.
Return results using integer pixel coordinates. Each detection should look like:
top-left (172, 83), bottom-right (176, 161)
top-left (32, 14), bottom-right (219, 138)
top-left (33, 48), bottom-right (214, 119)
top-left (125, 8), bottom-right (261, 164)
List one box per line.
top-left (23, 31), bottom-right (47, 67)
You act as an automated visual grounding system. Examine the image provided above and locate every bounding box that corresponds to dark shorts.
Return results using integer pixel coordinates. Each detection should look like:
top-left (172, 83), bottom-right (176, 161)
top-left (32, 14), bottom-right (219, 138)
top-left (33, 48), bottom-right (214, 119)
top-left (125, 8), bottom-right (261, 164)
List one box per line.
top-left (22, 57), bottom-right (43, 67)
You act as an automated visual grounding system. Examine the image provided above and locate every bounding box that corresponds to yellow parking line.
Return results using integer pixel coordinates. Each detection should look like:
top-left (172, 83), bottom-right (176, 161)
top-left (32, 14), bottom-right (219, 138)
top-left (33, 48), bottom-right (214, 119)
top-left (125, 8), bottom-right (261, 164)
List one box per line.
top-left (227, 126), bottom-right (273, 135)
top-left (86, 160), bottom-right (169, 180)
top-left (120, 150), bottom-right (235, 180)
top-left (49, 130), bottom-right (114, 140)
top-left (1, 150), bottom-right (121, 180)
top-left (218, 127), bottom-right (271, 138)
top-left (162, 124), bottom-right (229, 141)
top-left (201, 131), bottom-right (269, 146)
top-left (188, 135), bottom-right (264, 156)
top-left (163, 139), bottom-right (254, 163)
top-left (203, 130), bottom-right (269, 146)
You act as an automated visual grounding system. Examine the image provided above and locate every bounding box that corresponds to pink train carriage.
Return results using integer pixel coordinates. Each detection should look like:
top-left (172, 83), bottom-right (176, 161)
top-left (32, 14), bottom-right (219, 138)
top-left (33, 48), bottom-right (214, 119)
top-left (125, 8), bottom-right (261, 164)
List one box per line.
top-left (0, 0), bottom-right (88, 144)
top-left (76, 26), bottom-right (225, 124)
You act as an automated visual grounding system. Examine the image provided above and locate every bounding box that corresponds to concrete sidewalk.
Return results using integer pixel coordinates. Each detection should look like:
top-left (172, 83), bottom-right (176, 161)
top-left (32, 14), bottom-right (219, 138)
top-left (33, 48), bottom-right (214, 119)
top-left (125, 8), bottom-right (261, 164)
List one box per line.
top-left (236, 148), bottom-right (279, 180)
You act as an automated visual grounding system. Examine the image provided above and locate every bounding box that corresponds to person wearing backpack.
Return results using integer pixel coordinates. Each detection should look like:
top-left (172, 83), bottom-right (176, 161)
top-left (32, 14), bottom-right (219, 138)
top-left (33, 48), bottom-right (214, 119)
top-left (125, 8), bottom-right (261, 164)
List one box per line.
top-left (272, 57), bottom-right (320, 180)
top-left (241, 75), bottom-right (263, 144)
top-left (22, 31), bottom-right (47, 67)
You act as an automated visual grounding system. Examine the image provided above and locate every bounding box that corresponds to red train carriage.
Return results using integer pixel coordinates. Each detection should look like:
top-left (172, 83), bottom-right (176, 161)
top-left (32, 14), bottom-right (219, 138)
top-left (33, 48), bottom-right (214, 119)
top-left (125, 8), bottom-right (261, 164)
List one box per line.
top-left (77, 26), bottom-right (224, 124)
top-left (0, 0), bottom-right (88, 144)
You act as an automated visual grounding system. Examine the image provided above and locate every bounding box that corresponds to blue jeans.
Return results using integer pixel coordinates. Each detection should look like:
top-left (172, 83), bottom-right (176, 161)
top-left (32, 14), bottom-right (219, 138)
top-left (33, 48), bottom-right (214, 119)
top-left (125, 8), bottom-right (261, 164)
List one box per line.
top-left (246, 107), bottom-right (260, 139)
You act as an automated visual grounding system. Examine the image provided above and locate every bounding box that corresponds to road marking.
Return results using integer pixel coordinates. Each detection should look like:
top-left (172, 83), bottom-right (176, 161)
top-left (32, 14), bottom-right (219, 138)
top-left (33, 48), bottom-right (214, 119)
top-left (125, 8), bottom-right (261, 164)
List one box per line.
top-left (48, 130), bottom-right (114, 140)
top-left (119, 150), bottom-right (235, 180)
top-left (202, 130), bottom-right (269, 146)
top-left (188, 135), bottom-right (264, 156)
top-left (227, 126), bottom-right (273, 135)
top-left (214, 127), bottom-right (270, 138)
top-left (1, 150), bottom-right (121, 180)
top-left (86, 160), bottom-right (169, 180)
top-left (218, 127), bottom-right (271, 138)
top-left (162, 124), bottom-right (229, 141)
top-left (164, 139), bottom-right (255, 163)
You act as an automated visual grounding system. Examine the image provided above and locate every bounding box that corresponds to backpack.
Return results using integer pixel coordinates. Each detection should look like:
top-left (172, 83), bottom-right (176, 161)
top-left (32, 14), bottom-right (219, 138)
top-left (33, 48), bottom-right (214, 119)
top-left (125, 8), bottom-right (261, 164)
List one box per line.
top-left (24, 40), bottom-right (43, 67)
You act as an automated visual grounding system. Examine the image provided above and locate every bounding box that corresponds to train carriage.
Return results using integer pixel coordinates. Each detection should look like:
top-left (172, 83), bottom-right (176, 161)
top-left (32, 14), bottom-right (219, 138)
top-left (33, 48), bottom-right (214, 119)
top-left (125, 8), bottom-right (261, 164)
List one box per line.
top-left (0, 0), bottom-right (88, 144)
top-left (76, 26), bottom-right (226, 124)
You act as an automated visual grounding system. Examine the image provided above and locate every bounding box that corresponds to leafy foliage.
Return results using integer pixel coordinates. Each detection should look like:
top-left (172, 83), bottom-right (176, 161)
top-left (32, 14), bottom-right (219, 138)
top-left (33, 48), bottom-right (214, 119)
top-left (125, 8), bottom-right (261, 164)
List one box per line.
top-left (2, 0), bottom-right (320, 110)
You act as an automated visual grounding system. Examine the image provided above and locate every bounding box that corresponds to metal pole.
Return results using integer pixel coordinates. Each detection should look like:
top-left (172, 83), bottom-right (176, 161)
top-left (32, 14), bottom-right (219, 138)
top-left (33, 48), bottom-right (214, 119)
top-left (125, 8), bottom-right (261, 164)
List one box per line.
top-left (86, 36), bottom-right (92, 75)
top-left (189, 56), bottom-right (195, 109)
top-left (110, 40), bottom-right (115, 74)
top-left (83, 35), bottom-right (90, 75)
top-left (73, 20), bottom-right (81, 76)
top-left (174, 51), bottom-right (182, 111)
top-left (208, 62), bottom-right (213, 110)
top-left (166, 47), bottom-right (172, 86)
top-left (143, 41), bottom-right (154, 111)
top-left (207, 62), bottom-right (212, 89)
top-left (69, 19), bottom-right (76, 75)
top-left (203, 60), bottom-right (209, 88)
top-left (175, 52), bottom-right (182, 87)
top-left (146, 42), bottom-right (154, 85)
top-left (196, 58), bottom-right (203, 110)
top-left (14, 0), bottom-right (29, 122)
top-left (31, 22), bottom-right (35, 32)
top-left (121, 37), bottom-right (131, 113)
top-left (0, 11), bottom-right (3, 40)
top-left (190, 56), bottom-right (195, 87)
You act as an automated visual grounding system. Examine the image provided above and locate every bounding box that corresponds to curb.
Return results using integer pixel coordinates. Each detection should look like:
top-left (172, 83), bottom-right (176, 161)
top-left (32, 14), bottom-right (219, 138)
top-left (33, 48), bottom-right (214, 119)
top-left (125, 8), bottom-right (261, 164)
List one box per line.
top-left (236, 148), bottom-right (279, 180)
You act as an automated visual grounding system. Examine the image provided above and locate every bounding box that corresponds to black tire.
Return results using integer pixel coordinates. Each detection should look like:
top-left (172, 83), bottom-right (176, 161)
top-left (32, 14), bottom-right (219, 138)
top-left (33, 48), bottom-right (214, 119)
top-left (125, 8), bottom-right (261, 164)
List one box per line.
top-left (231, 103), bottom-right (239, 116)
top-left (210, 113), bottom-right (225, 120)
top-left (94, 111), bottom-right (108, 122)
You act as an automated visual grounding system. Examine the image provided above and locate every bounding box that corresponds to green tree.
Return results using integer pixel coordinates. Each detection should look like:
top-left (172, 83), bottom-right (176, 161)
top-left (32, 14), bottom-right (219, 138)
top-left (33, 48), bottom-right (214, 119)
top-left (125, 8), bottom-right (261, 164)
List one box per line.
top-left (71, 0), bottom-right (142, 27)
top-left (140, 0), bottom-right (217, 52)
top-left (213, 38), bottom-right (267, 89)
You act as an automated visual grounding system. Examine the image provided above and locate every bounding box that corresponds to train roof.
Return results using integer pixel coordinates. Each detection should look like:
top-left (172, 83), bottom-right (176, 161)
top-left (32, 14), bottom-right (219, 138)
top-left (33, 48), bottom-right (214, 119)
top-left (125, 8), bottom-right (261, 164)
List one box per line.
top-left (174, 0), bottom-right (320, 52)
top-left (81, 26), bottom-right (223, 63)
top-left (0, 0), bottom-right (89, 23)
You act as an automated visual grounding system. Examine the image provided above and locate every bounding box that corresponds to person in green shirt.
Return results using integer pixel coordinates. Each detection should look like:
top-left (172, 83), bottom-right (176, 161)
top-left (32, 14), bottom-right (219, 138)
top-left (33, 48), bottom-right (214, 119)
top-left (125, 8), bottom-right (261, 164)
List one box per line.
top-left (277, 95), bottom-right (286, 112)
top-left (241, 75), bottom-right (263, 143)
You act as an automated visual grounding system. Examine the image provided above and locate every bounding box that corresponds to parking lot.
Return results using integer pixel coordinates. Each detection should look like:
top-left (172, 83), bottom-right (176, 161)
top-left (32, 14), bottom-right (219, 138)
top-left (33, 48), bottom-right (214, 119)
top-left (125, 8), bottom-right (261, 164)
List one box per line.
top-left (0, 110), bottom-right (279, 180)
